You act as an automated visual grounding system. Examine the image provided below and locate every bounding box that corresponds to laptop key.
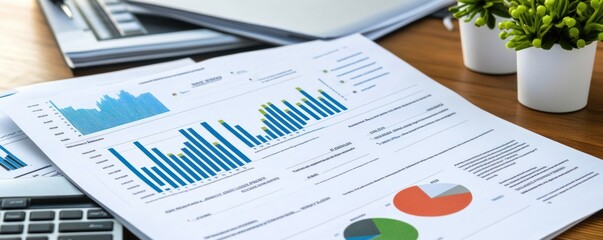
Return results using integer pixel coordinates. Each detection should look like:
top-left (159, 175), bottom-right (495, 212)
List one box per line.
top-left (26, 237), bottom-right (49, 240)
top-left (87, 209), bottom-right (111, 219)
top-left (0, 224), bottom-right (24, 234)
top-left (60, 210), bottom-right (83, 220)
top-left (58, 234), bottom-right (113, 240)
top-left (59, 221), bottom-right (113, 232)
top-left (3, 211), bottom-right (25, 222)
top-left (0, 198), bottom-right (28, 209)
top-left (30, 211), bottom-right (55, 221)
top-left (28, 223), bottom-right (54, 233)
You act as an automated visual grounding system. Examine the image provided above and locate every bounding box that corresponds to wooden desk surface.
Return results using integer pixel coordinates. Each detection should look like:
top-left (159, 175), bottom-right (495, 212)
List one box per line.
top-left (1, 1), bottom-right (602, 239)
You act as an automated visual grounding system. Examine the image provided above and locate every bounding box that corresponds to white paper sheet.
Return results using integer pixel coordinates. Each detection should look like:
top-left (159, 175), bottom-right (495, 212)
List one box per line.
top-left (6, 36), bottom-right (603, 240)
top-left (0, 58), bottom-right (194, 179)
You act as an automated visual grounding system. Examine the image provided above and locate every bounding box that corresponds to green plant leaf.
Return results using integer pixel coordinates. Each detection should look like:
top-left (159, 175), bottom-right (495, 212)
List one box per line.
top-left (487, 14), bottom-right (496, 28)
top-left (490, 6), bottom-right (511, 18)
top-left (541, 35), bottom-right (557, 49)
top-left (502, 0), bottom-right (603, 50)
top-left (558, 36), bottom-right (573, 50)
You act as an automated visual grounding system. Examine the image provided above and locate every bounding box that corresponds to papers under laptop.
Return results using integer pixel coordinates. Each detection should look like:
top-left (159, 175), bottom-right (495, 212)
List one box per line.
top-left (128, 0), bottom-right (455, 45)
top-left (38, 0), bottom-right (257, 68)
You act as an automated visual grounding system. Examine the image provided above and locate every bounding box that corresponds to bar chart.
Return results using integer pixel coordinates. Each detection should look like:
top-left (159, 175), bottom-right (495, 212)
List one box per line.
top-left (220, 87), bottom-right (347, 148)
top-left (106, 87), bottom-right (346, 193)
top-left (51, 90), bottom-right (169, 135)
top-left (108, 122), bottom-right (252, 193)
top-left (0, 145), bottom-right (28, 171)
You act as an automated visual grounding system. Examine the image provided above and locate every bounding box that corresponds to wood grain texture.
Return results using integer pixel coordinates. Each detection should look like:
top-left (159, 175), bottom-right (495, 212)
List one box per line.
top-left (0, 1), bottom-right (601, 239)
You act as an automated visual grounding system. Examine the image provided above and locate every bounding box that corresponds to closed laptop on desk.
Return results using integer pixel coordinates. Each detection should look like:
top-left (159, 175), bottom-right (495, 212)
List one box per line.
top-left (128, 0), bottom-right (454, 45)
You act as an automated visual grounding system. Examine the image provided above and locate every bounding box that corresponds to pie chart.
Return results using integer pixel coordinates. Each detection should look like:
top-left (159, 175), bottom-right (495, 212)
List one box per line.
top-left (343, 218), bottom-right (418, 240)
top-left (393, 183), bottom-right (472, 217)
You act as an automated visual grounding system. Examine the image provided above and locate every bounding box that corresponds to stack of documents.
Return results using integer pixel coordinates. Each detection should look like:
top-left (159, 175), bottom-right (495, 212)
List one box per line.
top-left (127, 0), bottom-right (455, 45)
top-left (3, 35), bottom-right (603, 239)
top-left (40, 0), bottom-right (452, 68)
top-left (39, 0), bottom-right (256, 68)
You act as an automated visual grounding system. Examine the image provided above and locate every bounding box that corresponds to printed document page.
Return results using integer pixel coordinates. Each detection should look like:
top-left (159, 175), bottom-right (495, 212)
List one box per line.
top-left (6, 35), bottom-right (603, 239)
top-left (0, 58), bottom-right (194, 179)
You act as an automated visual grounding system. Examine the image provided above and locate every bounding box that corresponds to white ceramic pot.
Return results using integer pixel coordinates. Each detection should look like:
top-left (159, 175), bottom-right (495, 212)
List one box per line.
top-left (517, 43), bottom-right (597, 113)
top-left (459, 17), bottom-right (517, 74)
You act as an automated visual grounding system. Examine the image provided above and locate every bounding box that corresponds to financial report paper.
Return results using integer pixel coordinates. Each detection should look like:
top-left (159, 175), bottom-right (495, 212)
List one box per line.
top-left (0, 59), bottom-right (194, 179)
top-left (6, 35), bottom-right (603, 239)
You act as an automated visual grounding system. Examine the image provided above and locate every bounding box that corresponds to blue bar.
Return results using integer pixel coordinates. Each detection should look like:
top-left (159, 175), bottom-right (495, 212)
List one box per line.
top-left (265, 135), bottom-right (272, 140)
top-left (9, 155), bottom-right (26, 167)
top-left (318, 97), bottom-right (341, 115)
top-left (220, 120), bottom-right (254, 147)
top-left (268, 103), bottom-right (300, 130)
top-left (5, 156), bottom-right (24, 168)
top-left (168, 154), bottom-right (201, 181)
top-left (4, 156), bottom-right (23, 169)
top-left (179, 130), bottom-right (225, 171)
top-left (320, 90), bottom-right (348, 110)
top-left (262, 119), bottom-right (284, 137)
top-left (1, 157), bottom-right (16, 170)
top-left (262, 110), bottom-right (291, 134)
top-left (257, 135), bottom-right (267, 143)
top-left (297, 103), bottom-right (320, 120)
top-left (141, 167), bottom-right (165, 186)
top-left (0, 146), bottom-right (27, 167)
top-left (283, 100), bottom-right (310, 121)
top-left (201, 122), bottom-right (252, 163)
top-left (0, 157), bottom-right (15, 170)
top-left (207, 143), bottom-right (237, 169)
top-left (152, 148), bottom-right (191, 185)
top-left (297, 88), bottom-right (329, 117)
top-left (0, 160), bottom-right (11, 171)
top-left (182, 143), bottom-right (218, 175)
top-left (234, 125), bottom-right (261, 145)
top-left (317, 98), bottom-right (334, 115)
top-left (301, 99), bottom-right (326, 118)
top-left (214, 143), bottom-right (244, 167)
top-left (262, 126), bottom-right (278, 139)
top-left (187, 128), bottom-right (232, 170)
top-left (8, 155), bottom-right (25, 168)
top-left (269, 103), bottom-right (302, 130)
top-left (151, 166), bottom-right (178, 189)
top-left (264, 104), bottom-right (297, 132)
top-left (134, 142), bottom-right (185, 186)
top-left (108, 148), bottom-right (163, 193)
top-left (285, 109), bottom-right (306, 126)
top-left (178, 153), bottom-right (210, 178)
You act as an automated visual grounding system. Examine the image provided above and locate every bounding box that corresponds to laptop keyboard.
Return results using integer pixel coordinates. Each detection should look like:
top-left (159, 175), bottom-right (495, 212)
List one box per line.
top-left (0, 197), bottom-right (122, 240)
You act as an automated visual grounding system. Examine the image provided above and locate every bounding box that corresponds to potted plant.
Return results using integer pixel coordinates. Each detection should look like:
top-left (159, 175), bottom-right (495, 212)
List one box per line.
top-left (450, 0), bottom-right (517, 74)
top-left (500, 0), bottom-right (603, 113)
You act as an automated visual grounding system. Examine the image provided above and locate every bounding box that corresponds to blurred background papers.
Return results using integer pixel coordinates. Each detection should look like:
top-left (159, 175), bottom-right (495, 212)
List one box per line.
top-left (39, 0), bottom-right (257, 68)
top-left (40, 0), bottom-right (453, 68)
top-left (126, 0), bottom-right (455, 45)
